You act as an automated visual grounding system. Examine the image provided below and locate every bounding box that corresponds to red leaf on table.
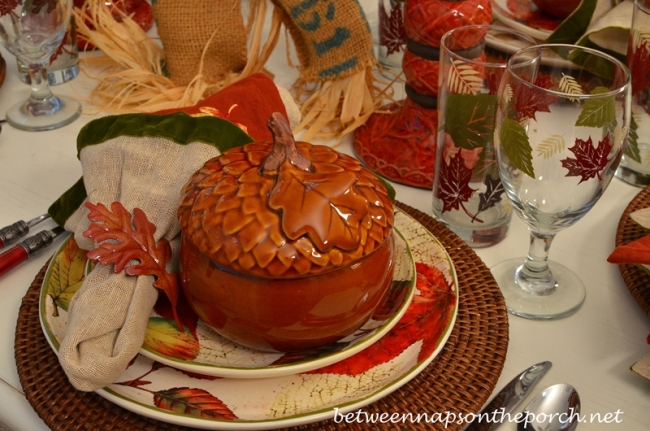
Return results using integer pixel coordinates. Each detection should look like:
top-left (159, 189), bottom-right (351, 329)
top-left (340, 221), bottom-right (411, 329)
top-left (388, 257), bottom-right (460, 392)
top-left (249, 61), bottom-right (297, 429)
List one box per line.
top-left (83, 201), bottom-right (183, 331)
top-left (154, 387), bottom-right (237, 420)
top-left (514, 75), bottom-right (557, 122)
top-left (560, 134), bottom-right (613, 184)
top-left (306, 261), bottom-right (456, 375)
top-left (607, 233), bottom-right (650, 265)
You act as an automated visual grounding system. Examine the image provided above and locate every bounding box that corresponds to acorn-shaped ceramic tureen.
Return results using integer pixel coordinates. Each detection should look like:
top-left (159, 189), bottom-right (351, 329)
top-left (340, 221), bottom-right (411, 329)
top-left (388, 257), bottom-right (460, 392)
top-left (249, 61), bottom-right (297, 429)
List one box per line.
top-left (177, 113), bottom-right (395, 352)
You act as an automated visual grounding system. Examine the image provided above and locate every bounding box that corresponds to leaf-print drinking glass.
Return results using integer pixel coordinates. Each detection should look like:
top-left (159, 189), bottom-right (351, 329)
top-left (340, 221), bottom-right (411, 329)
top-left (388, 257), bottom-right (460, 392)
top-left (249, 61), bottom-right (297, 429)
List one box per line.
top-left (616, 0), bottom-right (650, 187)
top-left (432, 25), bottom-right (536, 247)
top-left (492, 44), bottom-right (631, 319)
top-left (0, 0), bottom-right (81, 131)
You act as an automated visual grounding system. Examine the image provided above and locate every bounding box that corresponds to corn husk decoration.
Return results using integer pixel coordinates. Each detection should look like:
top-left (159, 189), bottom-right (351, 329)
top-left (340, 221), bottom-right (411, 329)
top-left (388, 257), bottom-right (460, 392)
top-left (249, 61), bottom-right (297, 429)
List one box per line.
top-left (74, 0), bottom-right (273, 111)
top-left (266, 0), bottom-right (385, 140)
top-left (74, 0), bottom-right (386, 138)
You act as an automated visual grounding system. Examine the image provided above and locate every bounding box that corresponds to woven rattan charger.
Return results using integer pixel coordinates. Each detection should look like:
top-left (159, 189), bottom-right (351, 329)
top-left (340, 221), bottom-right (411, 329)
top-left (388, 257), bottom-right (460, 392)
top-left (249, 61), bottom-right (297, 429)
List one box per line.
top-left (615, 186), bottom-right (650, 319)
top-left (15, 202), bottom-right (508, 431)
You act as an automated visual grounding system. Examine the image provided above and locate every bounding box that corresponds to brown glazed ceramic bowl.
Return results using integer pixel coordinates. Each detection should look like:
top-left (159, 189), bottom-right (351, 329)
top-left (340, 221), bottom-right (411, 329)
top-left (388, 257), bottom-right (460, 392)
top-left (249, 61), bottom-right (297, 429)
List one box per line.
top-left (177, 113), bottom-right (395, 352)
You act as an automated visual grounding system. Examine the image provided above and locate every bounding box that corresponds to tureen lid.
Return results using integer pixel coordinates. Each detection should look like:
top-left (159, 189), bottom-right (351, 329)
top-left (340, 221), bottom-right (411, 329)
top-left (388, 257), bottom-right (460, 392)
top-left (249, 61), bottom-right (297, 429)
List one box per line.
top-left (178, 113), bottom-right (394, 278)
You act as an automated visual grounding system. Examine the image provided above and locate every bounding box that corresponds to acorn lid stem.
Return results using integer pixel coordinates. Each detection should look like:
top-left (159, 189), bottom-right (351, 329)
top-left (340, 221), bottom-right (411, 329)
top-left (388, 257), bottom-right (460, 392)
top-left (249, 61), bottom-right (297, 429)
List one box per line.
top-left (261, 113), bottom-right (313, 173)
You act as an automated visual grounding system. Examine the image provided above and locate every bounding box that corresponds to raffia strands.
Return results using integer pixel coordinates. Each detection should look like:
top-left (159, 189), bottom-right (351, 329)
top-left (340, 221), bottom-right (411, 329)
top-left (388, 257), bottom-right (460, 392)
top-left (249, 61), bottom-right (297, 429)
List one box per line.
top-left (74, 0), bottom-right (271, 113)
top-left (294, 68), bottom-right (387, 141)
top-left (270, 0), bottom-right (386, 140)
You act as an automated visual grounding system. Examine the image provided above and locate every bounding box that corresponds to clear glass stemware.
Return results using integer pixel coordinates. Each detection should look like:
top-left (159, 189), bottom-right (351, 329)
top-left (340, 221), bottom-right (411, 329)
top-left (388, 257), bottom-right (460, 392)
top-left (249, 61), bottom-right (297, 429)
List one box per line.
top-left (0, 0), bottom-right (81, 131)
top-left (492, 44), bottom-right (631, 320)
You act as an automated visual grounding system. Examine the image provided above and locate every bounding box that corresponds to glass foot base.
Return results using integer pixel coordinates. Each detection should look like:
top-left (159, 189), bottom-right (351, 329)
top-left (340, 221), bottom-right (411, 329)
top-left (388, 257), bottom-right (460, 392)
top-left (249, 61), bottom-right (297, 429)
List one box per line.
top-left (491, 258), bottom-right (586, 320)
top-left (6, 96), bottom-right (81, 131)
top-left (438, 219), bottom-right (509, 248)
top-left (615, 165), bottom-right (650, 188)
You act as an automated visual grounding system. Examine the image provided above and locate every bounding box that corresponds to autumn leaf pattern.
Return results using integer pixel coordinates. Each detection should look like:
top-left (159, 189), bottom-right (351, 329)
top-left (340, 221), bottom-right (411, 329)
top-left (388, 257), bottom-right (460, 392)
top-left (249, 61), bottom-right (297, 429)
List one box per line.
top-left (0, 0), bottom-right (19, 16)
top-left (379, 0), bottom-right (405, 56)
top-left (629, 33), bottom-right (650, 104)
top-left (83, 201), bottom-right (183, 331)
top-left (268, 166), bottom-right (368, 252)
top-left (116, 362), bottom-right (237, 420)
top-left (561, 134), bottom-right (613, 183)
top-left (514, 75), bottom-right (557, 122)
top-left (31, 0), bottom-right (57, 13)
top-left (305, 261), bottom-right (455, 375)
top-left (436, 150), bottom-right (477, 217)
top-left (47, 236), bottom-right (87, 317)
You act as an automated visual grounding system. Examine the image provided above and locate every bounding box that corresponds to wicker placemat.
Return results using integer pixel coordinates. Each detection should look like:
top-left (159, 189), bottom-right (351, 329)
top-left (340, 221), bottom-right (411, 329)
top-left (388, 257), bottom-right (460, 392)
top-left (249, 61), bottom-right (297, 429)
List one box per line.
top-left (615, 187), bottom-right (650, 319)
top-left (15, 202), bottom-right (508, 431)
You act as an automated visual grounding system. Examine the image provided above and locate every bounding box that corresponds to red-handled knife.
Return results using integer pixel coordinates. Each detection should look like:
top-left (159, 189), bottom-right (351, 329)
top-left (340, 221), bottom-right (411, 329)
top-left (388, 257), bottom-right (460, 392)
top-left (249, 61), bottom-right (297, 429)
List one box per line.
top-left (0, 214), bottom-right (50, 249)
top-left (0, 226), bottom-right (65, 278)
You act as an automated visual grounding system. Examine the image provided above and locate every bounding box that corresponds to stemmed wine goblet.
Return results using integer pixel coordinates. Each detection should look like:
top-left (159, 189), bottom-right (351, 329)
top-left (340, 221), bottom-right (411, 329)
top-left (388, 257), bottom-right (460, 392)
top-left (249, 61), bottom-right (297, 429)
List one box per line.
top-left (0, 0), bottom-right (81, 131)
top-left (492, 44), bottom-right (631, 320)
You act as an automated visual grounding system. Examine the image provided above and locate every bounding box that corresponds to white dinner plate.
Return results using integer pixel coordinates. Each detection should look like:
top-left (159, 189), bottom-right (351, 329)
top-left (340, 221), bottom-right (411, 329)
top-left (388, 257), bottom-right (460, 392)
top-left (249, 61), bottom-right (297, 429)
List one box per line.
top-left (39, 208), bottom-right (458, 430)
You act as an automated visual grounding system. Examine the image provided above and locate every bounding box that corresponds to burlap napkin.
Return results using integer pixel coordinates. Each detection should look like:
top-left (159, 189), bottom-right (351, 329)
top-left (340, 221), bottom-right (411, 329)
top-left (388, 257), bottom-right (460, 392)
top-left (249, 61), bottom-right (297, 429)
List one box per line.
top-left (51, 73), bottom-right (297, 391)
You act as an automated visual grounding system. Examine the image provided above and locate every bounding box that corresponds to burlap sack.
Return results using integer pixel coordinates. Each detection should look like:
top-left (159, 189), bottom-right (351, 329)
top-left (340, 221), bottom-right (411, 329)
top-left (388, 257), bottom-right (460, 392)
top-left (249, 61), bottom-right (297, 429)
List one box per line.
top-left (271, 0), bottom-right (376, 82)
top-left (153, 0), bottom-right (248, 86)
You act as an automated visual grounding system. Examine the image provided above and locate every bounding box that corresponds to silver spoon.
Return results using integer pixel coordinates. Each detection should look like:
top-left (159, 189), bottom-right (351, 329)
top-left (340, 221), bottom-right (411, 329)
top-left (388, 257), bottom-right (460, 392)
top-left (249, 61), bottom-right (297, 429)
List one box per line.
top-left (517, 383), bottom-right (581, 431)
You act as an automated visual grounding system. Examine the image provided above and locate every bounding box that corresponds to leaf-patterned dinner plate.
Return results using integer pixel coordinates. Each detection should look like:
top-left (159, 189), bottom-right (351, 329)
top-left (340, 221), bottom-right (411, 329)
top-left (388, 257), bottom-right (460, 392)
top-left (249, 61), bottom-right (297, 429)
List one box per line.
top-left (39, 209), bottom-right (458, 430)
top-left (490, 0), bottom-right (560, 41)
top-left (137, 225), bottom-right (415, 379)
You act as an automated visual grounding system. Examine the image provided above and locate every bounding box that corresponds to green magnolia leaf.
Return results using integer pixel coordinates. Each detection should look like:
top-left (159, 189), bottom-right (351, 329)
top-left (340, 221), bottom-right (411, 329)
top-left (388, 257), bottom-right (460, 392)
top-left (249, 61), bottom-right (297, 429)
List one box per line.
top-left (625, 115), bottom-right (641, 163)
top-left (576, 87), bottom-right (615, 128)
top-left (444, 93), bottom-right (497, 151)
top-left (499, 118), bottom-right (535, 178)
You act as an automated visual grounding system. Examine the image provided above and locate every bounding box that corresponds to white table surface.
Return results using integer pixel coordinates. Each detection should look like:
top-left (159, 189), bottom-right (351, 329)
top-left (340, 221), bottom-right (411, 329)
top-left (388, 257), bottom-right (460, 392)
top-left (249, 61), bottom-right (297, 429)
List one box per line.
top-left (0, 2), bottom-right (649, 430)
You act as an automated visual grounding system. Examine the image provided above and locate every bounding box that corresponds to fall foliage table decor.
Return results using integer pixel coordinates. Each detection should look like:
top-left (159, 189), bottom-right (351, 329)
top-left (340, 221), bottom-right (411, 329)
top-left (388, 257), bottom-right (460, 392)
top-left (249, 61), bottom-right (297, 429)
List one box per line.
top-left (19, 202), bottom-right (508, 430)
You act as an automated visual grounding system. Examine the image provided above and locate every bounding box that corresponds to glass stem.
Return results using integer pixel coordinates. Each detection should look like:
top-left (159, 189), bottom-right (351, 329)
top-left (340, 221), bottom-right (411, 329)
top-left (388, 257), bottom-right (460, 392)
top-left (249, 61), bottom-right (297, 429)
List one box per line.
top-left (25, 62), bottom-right (60, 117)
top-left (515, 230), bottom-right (557, 296)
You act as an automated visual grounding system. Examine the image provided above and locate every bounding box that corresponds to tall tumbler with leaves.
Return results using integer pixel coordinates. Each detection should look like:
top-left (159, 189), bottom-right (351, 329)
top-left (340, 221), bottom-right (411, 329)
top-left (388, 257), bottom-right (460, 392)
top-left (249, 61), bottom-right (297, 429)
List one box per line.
top-left (492, 44), bottom-right (631, 320)
top-left (432, 25), bottom-right (536, 247)
top-left (0, 0), bottom-right (81, 131)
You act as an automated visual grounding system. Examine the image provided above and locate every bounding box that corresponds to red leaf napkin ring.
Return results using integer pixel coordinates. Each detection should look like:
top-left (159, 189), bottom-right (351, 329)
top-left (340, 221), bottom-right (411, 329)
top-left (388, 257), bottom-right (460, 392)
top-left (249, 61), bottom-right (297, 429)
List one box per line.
top-left (607, 233), bottom-right (650, 265)
top-left (82, 201), bottom-right (183, 331)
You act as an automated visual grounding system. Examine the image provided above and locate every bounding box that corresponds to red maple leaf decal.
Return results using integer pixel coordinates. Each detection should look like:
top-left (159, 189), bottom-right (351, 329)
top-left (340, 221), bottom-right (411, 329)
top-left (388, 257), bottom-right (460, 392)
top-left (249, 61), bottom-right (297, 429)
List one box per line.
top-left (514, 75), bottom-right (557, 122)
top-left (306, 262), bottom-right (456, 375)
top-left (435, 152), bottom-right (477, 216)
top-left (0, 0), bottom-right (19, 16)
top-left (560, 134), bottom-right (613, 184)
top-left (83, 201), bottom-right (183, 331)
top-left (31, 0), bottom-right (57, 13)
top-left (379, 1), bottom-right (405, 56)
top-left (628, 38), bottom-right (650, 103)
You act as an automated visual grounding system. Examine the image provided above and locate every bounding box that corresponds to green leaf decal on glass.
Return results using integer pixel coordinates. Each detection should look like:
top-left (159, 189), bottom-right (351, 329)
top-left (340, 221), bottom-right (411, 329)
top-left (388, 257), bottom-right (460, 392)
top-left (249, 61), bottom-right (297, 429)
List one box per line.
top-left (576, 87), bottom-right (615, 128)
top-left (500, 118), bottom-right (535, 178)
top-left (444, 93), bottom-right (497, 151)
top-left (625, 115), bottom-right (641, 163)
